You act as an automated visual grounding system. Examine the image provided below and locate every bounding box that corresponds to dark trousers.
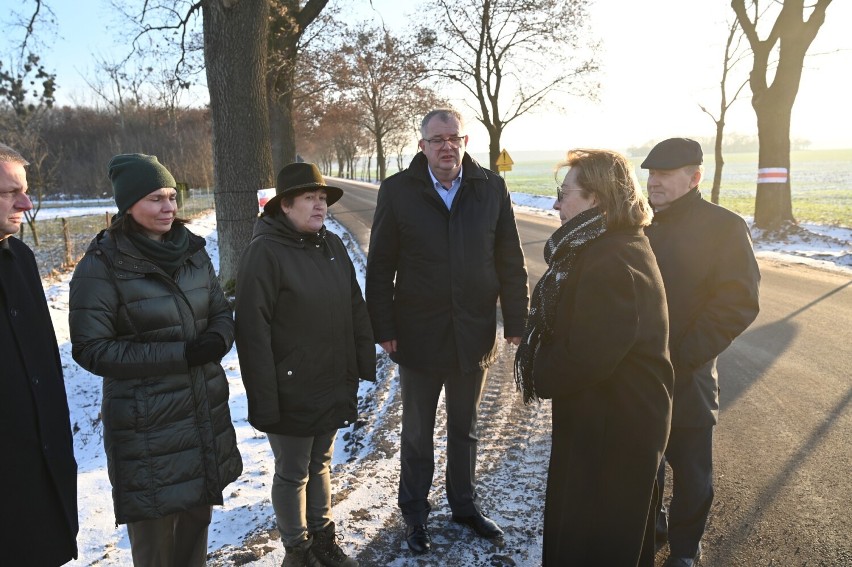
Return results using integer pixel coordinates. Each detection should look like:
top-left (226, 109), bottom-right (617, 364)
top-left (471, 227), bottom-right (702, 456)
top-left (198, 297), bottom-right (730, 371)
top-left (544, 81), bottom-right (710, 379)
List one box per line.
top-left (267, 431), bottom-right (335, 547)
top-left (126, 504), bottom-right (212, 567)
top-left (398, 365), bottom-right (488, 525)
top-left (656, 425), bottom-right (715, 558)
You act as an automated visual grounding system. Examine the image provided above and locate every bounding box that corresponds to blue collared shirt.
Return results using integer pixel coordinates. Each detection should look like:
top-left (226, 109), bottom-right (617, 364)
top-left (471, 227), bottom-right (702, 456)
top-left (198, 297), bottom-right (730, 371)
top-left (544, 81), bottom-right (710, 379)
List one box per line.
top-left (427, 166), bottom-right (463, 209)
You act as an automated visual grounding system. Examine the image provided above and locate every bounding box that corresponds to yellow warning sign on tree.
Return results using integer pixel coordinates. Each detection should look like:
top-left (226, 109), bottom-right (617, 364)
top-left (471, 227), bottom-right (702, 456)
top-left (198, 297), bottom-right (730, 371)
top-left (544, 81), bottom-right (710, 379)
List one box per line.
top-left (496, 149), bottom-right (514, 172)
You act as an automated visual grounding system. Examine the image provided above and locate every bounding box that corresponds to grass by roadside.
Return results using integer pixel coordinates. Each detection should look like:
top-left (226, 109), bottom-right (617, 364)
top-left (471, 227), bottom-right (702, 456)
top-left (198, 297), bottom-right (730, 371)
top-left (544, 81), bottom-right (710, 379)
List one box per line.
top-left (501, 149), bottom-right (852, 227)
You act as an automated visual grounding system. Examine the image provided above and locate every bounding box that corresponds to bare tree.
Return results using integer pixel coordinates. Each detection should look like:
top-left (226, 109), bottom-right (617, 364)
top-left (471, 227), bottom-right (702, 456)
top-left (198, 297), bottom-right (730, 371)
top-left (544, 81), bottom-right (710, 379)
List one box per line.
top-left (267, 0), bottom-right (334, 172)
top-left (699, 17), bottom-right (751, 205)
top-left (114, 0), bottom-right (341, 284)
top-left (731, 0), bottom-right (833, 229)
top-left (422, 0), bottom-right (599, 170)
top-left (201, 0), bottom-right (273, 287)
top-left (0, 53), bottom-right (58, 245)
top-left (335, 23), bottom-right (440, 180)
top-left (6, 0), bottom-right (58, 59)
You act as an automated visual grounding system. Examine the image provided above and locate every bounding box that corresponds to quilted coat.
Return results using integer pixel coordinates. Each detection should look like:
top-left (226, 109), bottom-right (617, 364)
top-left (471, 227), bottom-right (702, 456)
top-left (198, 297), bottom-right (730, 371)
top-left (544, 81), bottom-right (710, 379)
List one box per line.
top-left (69, 227), bottom-right (242, 524)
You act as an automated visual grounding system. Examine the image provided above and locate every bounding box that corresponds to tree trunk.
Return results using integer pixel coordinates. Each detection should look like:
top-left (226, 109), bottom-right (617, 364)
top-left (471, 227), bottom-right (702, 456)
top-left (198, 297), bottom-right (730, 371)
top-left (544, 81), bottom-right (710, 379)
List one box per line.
top-left (281, 96), bottom-right (297, 166)
top-left (203, 0), bottom-right (273, 287)
top-left (753, 99), bottom-right (795, 229)
top-left (25, 219), bottom-right (40, 246)
top-left (487, 124), bottom-right (502, 171)
top-left (711, 120), bottom-right (725, 204)
top-left (732, 0), bottom-right (830, 230)
top-left (376, 137), bottom-right (387, 181)
top-left (268, 94), bottom-right (285, 174)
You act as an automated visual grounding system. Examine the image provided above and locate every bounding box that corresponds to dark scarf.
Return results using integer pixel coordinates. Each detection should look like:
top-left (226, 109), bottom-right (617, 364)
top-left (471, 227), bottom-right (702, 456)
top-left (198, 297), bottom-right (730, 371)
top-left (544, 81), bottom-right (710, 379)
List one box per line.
top-left (127, 223), bottom-right (191, 276)
top-left (514, 207), bottom-right (607, 404)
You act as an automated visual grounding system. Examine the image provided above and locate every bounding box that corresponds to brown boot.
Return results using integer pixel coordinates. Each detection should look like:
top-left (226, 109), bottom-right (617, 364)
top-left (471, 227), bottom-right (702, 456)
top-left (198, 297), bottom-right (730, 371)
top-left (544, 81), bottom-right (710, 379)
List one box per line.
top-left (310, 522), bottom-right (358, 567)
top-left (282, 536), bottom-right (322, 567)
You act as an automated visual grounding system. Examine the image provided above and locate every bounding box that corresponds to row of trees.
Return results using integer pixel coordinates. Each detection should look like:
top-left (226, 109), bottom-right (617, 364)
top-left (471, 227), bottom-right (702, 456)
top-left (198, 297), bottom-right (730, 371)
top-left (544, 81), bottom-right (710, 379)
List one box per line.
top-left (8, 0), bottom-right (601, 284)
top-left (4, 0), bottom-right (839, 283)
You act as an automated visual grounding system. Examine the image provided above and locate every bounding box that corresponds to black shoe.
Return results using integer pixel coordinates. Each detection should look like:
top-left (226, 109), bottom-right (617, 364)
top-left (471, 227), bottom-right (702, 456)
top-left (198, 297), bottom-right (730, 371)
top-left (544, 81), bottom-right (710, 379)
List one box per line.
top-left (663, 544), bottom-right (701, 567)
top-left (451, 512), bottom-right (504, 539)
top-left (655, 531), bottom-right (668, 554)
top-left (405, 524), bottom-right (431, 554)
top-left (662, 557), bottom-right (694, 567)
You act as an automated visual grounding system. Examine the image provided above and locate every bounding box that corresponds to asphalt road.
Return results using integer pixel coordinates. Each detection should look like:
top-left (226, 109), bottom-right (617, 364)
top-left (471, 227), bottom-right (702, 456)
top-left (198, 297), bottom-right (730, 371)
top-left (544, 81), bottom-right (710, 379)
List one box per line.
top-left (328, 177), bottom-right (852, 566)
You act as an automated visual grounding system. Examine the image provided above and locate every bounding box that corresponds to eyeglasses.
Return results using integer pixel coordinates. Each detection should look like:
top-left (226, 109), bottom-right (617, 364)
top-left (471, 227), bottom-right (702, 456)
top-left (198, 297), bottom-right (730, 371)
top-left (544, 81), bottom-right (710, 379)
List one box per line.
top-left (424, 136), bottom-right (465, 149)
top-left (556, 184), bottom-right (585, 201)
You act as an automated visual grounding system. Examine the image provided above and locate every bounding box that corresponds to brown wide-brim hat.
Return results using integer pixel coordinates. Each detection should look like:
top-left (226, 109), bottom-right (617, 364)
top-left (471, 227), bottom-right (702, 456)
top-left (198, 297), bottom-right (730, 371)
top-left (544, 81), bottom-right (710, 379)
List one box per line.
top-left (264, 162), bottom-right (344, 214)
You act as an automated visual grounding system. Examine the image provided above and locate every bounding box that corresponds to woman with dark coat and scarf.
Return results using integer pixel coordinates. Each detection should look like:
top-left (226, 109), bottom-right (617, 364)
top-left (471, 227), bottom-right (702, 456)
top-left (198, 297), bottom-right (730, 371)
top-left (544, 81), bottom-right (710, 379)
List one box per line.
top-left (234, 162), bottom-right (376, 567)
top-left (69, 154), bottom-right (242, 567)
top-left (515, 149), bottom-right (674, 566)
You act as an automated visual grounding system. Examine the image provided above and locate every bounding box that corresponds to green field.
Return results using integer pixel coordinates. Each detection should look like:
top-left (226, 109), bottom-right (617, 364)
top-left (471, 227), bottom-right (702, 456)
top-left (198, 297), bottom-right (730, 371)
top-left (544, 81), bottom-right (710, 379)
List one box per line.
top-left (488, 149), bottom-right (852, 226)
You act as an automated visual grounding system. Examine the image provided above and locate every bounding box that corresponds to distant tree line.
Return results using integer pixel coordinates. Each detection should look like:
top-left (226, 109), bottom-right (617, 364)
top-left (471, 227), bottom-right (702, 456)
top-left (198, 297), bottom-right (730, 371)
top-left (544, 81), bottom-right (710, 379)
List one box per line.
top-left (17, 105), bottom-right (214, 198)
top-left (1, 53), bottom-right (214, 199)
top-left (626, 134), bottom-right (812, 159)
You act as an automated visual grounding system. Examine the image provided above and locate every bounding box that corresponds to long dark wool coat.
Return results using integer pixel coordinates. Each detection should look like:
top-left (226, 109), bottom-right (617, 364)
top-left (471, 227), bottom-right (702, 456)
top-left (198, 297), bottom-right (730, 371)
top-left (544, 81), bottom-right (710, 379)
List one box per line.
top-left (1, 236), bottom-right (78, 565)
top-left (532, 227), bottom-right (673, 566)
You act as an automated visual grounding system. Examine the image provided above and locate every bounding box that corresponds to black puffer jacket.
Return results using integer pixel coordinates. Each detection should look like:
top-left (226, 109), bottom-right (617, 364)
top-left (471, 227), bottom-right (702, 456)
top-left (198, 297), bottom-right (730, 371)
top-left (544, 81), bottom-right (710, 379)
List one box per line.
top-left (366, 152), bottom-right (529, 372)
top-left (234, 214), bottom-right (376, 436)
top-left (645, 189), bottom-right (760, 426)
top-left (69, 228), bottom-right (242, 524)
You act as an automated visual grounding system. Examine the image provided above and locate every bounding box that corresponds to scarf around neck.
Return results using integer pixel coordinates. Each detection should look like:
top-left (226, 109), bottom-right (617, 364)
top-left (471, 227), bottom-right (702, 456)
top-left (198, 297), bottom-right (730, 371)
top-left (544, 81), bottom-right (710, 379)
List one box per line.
top-left (127, 222), bottom-right (191, 276)
top-left (514, 207), bottom-right (607, 404)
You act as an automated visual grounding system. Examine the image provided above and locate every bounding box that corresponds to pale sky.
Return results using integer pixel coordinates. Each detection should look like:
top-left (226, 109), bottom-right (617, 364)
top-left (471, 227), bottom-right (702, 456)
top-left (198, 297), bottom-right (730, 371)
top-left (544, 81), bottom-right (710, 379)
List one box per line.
top-left (12, 0), bottom-right (852, 153)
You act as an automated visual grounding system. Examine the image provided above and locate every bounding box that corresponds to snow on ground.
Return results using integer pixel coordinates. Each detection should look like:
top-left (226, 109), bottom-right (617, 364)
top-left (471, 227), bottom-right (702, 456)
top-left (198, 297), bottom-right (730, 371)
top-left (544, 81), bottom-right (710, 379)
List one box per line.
top-left (41, 194), bottom-right (850, 566)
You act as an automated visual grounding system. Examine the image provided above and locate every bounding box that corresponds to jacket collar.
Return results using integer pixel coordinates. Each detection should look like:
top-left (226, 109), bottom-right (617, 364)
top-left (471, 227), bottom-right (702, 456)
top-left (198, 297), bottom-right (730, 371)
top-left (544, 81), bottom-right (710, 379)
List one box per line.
top-left (252, 212), bottom-right (327, 249)
top-left (653, 187), bottom-right (702, 221)
top-left (90, 228), bottom-right (205, 275)
top-left (404, 152), bottom-right (490, 200)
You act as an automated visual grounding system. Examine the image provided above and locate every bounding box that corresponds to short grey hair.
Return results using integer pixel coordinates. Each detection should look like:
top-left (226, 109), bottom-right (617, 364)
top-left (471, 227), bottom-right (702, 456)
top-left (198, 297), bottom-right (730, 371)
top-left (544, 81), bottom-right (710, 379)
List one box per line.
top-left (0, 143), bottom-right (29, 167)
top-left (420, 108), bottom-right (465, 139)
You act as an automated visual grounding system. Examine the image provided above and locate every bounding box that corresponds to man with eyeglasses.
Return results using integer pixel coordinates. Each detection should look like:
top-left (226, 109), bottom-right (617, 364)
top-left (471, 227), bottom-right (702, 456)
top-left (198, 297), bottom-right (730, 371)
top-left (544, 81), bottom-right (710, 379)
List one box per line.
top-left (366, 108), bottom-right (529, 555)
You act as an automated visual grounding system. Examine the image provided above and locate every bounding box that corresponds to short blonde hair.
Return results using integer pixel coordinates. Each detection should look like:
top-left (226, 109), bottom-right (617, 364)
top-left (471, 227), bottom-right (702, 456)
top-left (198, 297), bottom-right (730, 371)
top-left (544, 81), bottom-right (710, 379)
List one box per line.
top-left (556, 149), bottom-right (653, 229)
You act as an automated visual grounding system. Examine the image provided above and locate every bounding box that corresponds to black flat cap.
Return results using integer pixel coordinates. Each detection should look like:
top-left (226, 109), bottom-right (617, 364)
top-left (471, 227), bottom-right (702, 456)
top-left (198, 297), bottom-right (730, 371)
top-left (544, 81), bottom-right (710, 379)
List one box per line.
top-left (640, 138), bottom-right (703, 169)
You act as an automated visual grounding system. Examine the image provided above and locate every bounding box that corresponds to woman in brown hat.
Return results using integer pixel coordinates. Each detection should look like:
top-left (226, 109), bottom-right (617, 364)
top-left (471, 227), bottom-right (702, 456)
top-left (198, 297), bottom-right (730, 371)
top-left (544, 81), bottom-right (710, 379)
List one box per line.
top-left (234, 162), bottom-right (376, 567)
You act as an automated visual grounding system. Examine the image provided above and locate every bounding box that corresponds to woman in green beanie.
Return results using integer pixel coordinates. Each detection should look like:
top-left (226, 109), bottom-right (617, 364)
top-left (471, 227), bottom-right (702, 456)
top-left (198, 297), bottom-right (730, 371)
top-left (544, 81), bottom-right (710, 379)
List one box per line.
top-left (68, 153), bottom-right (243, 567)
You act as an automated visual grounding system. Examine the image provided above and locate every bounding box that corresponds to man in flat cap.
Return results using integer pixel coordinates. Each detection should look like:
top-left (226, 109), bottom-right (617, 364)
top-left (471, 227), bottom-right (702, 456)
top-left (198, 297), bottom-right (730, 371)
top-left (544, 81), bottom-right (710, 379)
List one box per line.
top-left (642, 138), bottom-right (760, 567)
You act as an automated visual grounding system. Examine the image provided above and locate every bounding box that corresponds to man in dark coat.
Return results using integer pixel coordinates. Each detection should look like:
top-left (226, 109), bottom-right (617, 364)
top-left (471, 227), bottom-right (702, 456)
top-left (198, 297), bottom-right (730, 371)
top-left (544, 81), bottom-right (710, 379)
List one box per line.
top-left (642, 138), bottom-right (760, 567)
top-left (366, 108), bottom-right (529, 554)
top-left (0, 143), bottom-right (78, 565)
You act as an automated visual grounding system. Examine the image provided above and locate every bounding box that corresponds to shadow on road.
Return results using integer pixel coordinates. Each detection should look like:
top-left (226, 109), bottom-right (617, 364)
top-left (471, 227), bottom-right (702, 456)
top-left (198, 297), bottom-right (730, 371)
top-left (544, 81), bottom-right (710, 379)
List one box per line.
top-left (709, 279), bottom-right (852, 564)
top-left (721, 278), bottom-right (851, 406)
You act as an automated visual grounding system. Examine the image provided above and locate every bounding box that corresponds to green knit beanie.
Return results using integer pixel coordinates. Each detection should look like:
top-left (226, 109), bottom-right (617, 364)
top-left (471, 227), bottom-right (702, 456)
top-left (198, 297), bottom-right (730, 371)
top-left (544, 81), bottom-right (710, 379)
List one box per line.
top-left (108, 153), bottom-right (177, 214)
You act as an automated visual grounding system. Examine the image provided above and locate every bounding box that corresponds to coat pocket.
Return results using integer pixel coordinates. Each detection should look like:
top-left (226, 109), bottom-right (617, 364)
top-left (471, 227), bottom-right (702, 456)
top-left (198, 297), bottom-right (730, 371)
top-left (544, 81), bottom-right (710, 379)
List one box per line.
top-left (274, 347), bottom-right (305, 385)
